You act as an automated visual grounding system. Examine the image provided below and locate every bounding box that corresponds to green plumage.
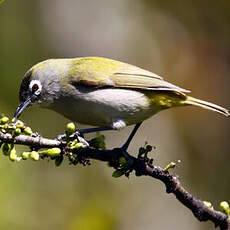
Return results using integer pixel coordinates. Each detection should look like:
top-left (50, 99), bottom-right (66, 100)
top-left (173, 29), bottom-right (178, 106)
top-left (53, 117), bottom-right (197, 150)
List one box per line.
top-left (15, 57), bottom-right (229, 129)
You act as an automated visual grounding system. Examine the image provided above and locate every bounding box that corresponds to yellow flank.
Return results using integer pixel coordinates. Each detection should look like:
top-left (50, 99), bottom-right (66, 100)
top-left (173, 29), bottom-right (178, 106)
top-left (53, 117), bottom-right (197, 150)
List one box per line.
top-left (144, 91), bottom-right (187, 110)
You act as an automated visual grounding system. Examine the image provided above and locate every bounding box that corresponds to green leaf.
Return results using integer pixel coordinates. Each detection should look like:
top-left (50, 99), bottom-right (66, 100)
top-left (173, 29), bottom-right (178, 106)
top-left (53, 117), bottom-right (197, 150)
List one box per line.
top-left (119, 157), bottom-right (127, 166)
top-left (112, 169), bottom-right (125, 178)
top-left (2, 143), bottom-right (13, 156)
top-left (55, 156), bottom-right (63, 167)
top-left (88, 133), bottom-right (106, 149)
top-left (112, 166), bottom-right (129, 178)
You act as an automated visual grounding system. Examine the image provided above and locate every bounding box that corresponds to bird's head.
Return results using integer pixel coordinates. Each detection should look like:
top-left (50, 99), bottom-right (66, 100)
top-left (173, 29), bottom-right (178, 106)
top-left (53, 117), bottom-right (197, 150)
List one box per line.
top-left (14, 59), bottom-right (70, 121)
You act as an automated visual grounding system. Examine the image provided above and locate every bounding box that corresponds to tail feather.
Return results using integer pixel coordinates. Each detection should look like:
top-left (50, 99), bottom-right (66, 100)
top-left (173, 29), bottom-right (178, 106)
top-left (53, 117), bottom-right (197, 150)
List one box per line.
top-left (185, 96), bottom-right (229, 117)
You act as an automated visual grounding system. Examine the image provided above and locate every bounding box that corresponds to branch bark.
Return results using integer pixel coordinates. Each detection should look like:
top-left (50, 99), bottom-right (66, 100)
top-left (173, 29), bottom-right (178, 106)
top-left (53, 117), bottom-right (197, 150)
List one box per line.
top-left (0, 131), bottom-right (229, 229)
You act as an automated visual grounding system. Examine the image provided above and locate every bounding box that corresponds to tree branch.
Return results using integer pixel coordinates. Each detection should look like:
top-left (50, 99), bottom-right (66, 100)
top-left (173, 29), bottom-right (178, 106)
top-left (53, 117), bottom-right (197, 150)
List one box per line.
top-left (0, 130), bottom-right (229, 229)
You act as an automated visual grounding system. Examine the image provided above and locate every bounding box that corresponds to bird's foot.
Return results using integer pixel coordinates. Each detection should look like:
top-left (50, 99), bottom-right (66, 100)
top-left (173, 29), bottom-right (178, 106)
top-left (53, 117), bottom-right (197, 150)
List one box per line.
top-left (55, 131), bottom-right (89, 147)
top-left (55, 134), bottom-right (66, 141)
top-left (110, 147), bottom-right (135, 178)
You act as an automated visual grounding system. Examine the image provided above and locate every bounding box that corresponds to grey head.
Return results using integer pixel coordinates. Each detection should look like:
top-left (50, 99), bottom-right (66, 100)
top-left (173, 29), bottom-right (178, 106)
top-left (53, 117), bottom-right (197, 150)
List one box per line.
top-left (14, 59), bottom-right (70, 121)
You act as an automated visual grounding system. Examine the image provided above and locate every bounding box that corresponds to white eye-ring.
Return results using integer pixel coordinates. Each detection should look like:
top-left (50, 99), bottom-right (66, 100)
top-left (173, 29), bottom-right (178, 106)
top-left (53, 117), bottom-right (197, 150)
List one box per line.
top-left (29, 80), bottom-right (42, 96)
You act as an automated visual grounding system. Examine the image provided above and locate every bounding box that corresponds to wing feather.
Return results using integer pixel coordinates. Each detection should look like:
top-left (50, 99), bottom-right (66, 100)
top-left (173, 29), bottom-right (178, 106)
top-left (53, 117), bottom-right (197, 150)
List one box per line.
top-left (70, 57), bottom-right (190, 93)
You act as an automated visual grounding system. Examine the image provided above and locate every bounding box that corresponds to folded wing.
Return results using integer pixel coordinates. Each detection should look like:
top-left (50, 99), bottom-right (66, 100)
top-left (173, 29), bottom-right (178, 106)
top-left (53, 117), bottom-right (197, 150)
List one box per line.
top-left (71, 57), bottom-right (190, 93)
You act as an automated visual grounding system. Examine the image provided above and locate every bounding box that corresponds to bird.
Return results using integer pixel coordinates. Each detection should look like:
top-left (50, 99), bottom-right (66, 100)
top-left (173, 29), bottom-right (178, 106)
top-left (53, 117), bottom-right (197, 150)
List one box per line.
top-left (14, 57), bottom-right (229, 150)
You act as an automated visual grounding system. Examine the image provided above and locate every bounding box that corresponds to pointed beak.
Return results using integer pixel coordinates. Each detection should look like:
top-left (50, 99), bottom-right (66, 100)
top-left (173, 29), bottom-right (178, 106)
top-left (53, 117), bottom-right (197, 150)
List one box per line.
top-left (13, 97), bottom-right (31, 121)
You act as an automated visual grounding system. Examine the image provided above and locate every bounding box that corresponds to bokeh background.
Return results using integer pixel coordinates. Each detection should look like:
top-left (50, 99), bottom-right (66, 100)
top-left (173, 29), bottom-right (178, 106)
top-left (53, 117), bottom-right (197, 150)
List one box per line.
top-left (0, 0), bottom-right (229, 229)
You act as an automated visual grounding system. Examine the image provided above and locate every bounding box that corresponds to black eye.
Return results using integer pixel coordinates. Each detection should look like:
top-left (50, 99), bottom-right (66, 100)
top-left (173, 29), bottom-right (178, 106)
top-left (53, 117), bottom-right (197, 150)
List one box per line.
top-left (32, 83), bottom-right (39, 92)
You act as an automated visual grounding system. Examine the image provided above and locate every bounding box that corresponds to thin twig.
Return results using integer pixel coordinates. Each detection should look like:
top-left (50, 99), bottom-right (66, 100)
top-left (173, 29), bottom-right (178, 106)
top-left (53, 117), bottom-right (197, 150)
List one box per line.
top-left (0, 131), bottom-right (229, 230)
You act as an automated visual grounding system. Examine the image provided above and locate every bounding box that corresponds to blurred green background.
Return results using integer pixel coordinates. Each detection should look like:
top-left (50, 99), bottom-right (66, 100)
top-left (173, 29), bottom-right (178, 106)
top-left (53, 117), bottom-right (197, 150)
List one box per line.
top-left (0, 0), bottom-right (229, 229)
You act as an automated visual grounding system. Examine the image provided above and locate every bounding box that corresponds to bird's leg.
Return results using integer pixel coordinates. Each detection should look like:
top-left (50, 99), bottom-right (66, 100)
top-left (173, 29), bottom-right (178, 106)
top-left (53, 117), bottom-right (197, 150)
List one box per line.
top-left (73, 126), bottom-right (114, 148)
top-left (77, 122), bottom-right (142, 151)
top-left (121, 122), bottom-right (142, 151)
top-left (57, 123), bottom-right (142, 150)
top-left (111, 123), bottom-right (143, 176)
top-left (55, 126), bottom-right (113, 141)
top-left (77, 126), bottom-right (114, 135)
top-left (66, 126), bottom-right (113, 145)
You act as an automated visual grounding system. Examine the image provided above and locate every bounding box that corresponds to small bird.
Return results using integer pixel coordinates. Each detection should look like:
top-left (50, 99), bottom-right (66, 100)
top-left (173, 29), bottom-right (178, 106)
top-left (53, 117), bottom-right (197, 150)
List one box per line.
top-left (14, 57), bottom-right (229, 150)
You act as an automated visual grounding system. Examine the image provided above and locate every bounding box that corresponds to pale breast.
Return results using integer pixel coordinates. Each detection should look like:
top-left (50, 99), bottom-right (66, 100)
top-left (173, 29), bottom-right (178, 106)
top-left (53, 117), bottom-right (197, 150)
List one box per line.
top-left (52, 88), bottom-right (158, 127)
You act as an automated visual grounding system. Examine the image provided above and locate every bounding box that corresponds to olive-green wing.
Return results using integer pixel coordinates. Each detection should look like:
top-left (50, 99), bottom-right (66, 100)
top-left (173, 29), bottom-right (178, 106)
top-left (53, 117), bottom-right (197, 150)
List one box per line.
top-left (70, 57), bottom-right (190, 93)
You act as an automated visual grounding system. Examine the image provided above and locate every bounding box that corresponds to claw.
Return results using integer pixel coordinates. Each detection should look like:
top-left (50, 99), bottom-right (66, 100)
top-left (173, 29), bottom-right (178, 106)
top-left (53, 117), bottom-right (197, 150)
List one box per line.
top-left (55, 134), bottom-right (66, 141)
